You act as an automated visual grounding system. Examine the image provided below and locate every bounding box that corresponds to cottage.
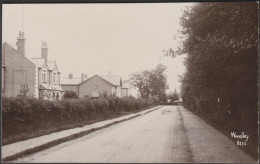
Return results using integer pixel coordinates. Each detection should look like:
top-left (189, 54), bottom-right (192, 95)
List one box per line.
top-left (61, 73), bottom-right (131, 98)
top-left (1, 31), bottom-right (64, 99)
top-left (60, 73), bottom-right (87, 96)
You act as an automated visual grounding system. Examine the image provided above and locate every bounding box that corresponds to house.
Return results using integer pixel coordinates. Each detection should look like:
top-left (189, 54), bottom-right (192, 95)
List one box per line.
top-left (60, 73), bottom-right (87, 96)
top-left (61, 73), bottom-right (131, 98)
top-left (1, 31), bottom-right (64, 100)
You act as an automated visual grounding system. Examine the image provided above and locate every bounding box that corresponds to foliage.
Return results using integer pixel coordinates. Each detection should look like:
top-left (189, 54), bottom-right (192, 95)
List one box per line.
top-left (2, 96), bottom-right (155, 122)
top-left (63, 91), bottom-right (79, 99)
top-left (178, 1), bottom-right (258, 116)
top-left (18, 84), bottom-right (29, 98)
top-left (166, 2), bottom-right (258, 158)
top-left (2, 96), bottom-right (156, 143)
top-left (130, 64), bottom-right (168, 102)
top-left (167, 89), bottom-right (179, 103)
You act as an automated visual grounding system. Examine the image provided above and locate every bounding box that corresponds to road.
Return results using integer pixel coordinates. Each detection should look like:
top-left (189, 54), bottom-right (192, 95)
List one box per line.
top-left (14, 105), bottom-right (256, 163)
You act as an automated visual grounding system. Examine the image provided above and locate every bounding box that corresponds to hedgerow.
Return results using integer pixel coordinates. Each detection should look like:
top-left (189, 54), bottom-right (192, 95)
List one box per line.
top-left (2, 96), bottom-right (156, 145)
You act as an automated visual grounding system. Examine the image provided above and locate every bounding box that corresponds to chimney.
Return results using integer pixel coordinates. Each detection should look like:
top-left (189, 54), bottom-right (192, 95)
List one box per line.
top-left (41, 41), bottom-right (48, 61)
top-left (69, 73), bottom-right (73, 79)
top-left (16, 31), bottom-right (26, 56)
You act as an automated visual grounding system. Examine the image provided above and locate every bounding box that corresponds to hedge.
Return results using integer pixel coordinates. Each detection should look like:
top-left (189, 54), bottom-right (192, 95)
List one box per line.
top-left (2, 96), bottom-right (157, 145)
top-left (2, 96), bottom-right (156, 123)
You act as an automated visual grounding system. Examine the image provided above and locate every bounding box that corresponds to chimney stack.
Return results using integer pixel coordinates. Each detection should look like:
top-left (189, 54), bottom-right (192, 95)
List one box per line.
top-left (69, 73), bottom-right (73, 79)
top-left (16, 31), bottom-right (26, 56)
top-left (41, 41), bottom-right (48, 61)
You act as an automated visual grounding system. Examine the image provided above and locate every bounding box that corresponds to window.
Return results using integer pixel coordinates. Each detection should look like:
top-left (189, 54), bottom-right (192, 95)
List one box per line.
top-left (53, 73), bottom-right (56, 83)
top-left (41, 72), bottom-right (46, 83)
top-left (94, 85), bottom-right (99, 91)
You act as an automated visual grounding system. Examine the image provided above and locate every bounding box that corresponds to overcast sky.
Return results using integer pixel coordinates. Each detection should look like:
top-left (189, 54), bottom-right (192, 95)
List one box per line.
top-left (2, 3), bottom-right (193, 93)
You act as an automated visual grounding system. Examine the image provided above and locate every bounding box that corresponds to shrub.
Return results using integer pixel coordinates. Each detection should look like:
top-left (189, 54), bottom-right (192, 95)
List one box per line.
top-left (2, 96), bottom-right (155, 144)
top-left (63, 91), bottom-right (78, 99)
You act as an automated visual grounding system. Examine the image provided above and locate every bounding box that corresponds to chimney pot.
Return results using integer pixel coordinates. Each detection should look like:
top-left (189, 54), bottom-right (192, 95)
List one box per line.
top-left (17, 31), bottom-right (26, 56)
top-left (41, 41), bottom-right (48, 61)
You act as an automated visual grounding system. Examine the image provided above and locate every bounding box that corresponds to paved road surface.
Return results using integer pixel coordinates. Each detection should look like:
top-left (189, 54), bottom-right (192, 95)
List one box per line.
top-left (14, 106), bottom-right (256, 163)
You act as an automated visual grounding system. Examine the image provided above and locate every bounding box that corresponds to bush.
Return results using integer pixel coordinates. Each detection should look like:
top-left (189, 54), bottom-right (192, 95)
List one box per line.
top-left (2, 96), bottom-right (156, 144)
top-left (63, 91), bottom-right (78, 99)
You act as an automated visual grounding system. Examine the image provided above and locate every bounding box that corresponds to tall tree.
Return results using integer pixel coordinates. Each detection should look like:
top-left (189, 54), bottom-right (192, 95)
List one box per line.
top-left (130, 64), bottom-right (168, 102)
top-left (166, 2), bottom-right (258, 157)
top-left (177, 2), bottom-right (258, 110)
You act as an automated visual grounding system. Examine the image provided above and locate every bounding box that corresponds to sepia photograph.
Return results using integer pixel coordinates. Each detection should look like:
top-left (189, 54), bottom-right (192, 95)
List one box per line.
top-left (1, 2), bottom-right (259, 163)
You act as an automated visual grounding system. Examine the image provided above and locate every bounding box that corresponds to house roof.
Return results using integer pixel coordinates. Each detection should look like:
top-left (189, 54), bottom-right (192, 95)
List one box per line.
top-left (30, 58), bottom-right (45, 68)
top-left (99, 74), bottom-right (121, 86)
top-left (2, 42), bottom-right (36, 67)
top-left (3, 42), bottom-right (17, 50)
top-left (62, 74), bottom-right (130, 89)
top-left (78, 74), bottom-right (118, 86)
top-left (47, 61), bottom-right (58, 71)
top-left (60, 77), bottom-right (82, 85)
top-left (2, 42), bottom-right (59, 72)
top-left (2, 43), bottom-right (16, 65)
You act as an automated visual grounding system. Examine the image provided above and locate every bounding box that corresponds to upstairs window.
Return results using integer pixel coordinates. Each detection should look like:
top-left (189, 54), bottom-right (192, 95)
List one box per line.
top-left (41, 72), bottom-right (46, 83)
top-left (53, 73), bottom-right (56, 84)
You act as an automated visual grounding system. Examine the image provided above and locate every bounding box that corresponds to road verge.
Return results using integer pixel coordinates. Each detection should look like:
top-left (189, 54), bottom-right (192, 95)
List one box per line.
top-left (2, 105), bottom-right (162, 162)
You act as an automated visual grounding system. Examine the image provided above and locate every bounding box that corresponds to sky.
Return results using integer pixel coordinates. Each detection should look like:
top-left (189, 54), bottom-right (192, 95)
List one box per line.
top-left (2, 3), bottom-right (193, 93)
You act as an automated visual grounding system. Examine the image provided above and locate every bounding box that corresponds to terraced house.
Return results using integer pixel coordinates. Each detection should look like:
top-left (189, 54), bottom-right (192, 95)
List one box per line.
top-left (2, 31), bottom-right (64, 100)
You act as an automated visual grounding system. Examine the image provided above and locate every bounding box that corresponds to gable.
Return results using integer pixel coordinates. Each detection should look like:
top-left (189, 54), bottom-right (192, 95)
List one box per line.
top-left (2, 42), bottom-right (36, 68)
top-left (30, 58), bottom-right (47, 69)
top-left (47, 61), bottom-right (59, 72)
top-left (42, 60), bottom-right (48, 69)
top-left (79, 74), bottom-right (116, 87)
top-left (2, 42), bottom-right (17, 65)
top-left (100, 74), bottom-right (121, 86)
top-left (53, 62), bottom-right (58, 72)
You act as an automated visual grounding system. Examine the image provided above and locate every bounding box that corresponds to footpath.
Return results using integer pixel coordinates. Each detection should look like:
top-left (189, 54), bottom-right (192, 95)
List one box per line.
top-left (2, 105), bottom-right (162, 162)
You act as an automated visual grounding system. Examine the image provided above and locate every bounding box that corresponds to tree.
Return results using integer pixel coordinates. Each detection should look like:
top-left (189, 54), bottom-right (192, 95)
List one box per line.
top-left (63, 91), bottom-right (78, 99)
top-left (178, 2), bottom-right (258, 109)
top-left (130, 64), bottom-right (168, 102)
top-left (167, 89), bottom-right (179, 103)
top-left (130, 70), bottom-right (151, 98)
top-left (165, 2), bottom-right (258, 157)
top-left (149, 64), bottom-right (168, 102)
top-left (18, 84), bottom-right (29, 98)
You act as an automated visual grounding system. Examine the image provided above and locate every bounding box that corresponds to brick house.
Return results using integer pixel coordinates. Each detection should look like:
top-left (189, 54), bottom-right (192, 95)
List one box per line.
top-left (61, 73), bottom-right (130, 98)
top-left (1, 31), bottom-right (64, 100)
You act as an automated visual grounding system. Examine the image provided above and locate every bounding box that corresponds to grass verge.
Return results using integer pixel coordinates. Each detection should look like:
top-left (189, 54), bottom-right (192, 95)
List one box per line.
top-left (2, 106), bottom-right (161, 162)
top-left (188, 108), bottom-right (258, 160)
top-left (2, 105), bottom-right (156, 146)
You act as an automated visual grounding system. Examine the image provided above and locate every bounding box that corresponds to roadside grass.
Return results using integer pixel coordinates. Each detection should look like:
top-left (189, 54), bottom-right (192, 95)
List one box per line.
top-left (2, 105), bottom-right (155, 146)
top-left (2, 106), bottom-right (163, 162)
top-left (187, 108), bottom-right (258, 160)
